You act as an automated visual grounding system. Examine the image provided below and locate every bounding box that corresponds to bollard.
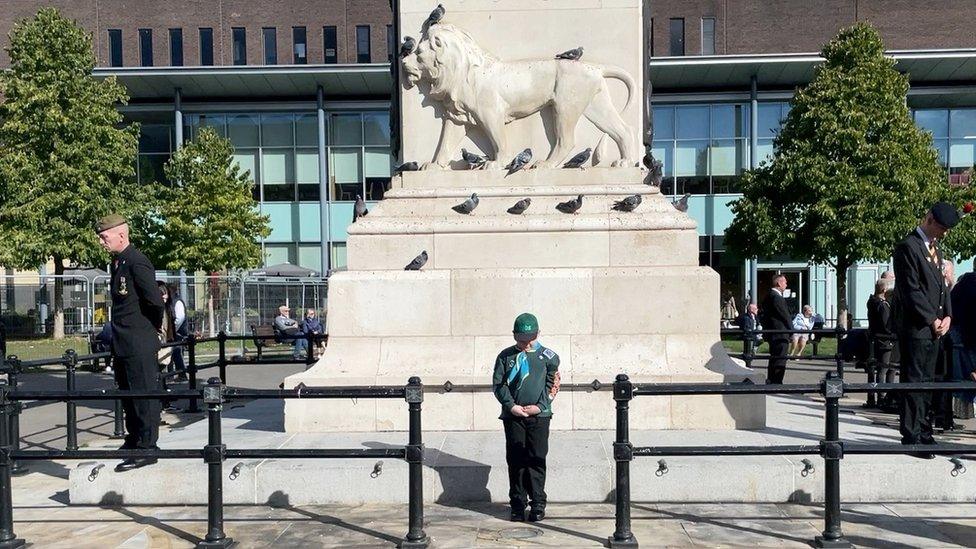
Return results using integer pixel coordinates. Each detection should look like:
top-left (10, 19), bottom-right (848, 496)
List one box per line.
top-left (187, 334), bottom-right (200, 413)
top-left (4, 359), bottom-right (25, 477)
top-left (0, 386), bottom-right (26, 548)
top-left (401, 377), bottom-right (429, 548)
top-left (814, 373), bottom-right (851, 548)
top-left (198, 377), bottom-right (233, 549)
top-left (64, 350), bottom-right (79, 452)
top-left (834, 326), bottom-right (845, 380)
top-left (609, 374), bottom-right (638, 548)
top-left (217, 332), bottom-right (228, 385)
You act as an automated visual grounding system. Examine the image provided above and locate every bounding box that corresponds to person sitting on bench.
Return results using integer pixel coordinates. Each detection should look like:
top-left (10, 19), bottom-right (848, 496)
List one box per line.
top-left (274, 305), bottom-right (307, 360)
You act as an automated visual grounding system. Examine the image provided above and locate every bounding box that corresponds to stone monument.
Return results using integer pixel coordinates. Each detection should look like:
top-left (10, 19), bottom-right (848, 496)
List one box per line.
top-left (284, 0), bottom-right (765, 432)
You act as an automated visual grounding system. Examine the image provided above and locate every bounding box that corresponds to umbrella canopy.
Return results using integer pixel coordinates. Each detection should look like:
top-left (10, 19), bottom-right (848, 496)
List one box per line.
top-left (60, 267), bottom-right (109, 283)
top-left (248, 262), bottom-right (319, 278)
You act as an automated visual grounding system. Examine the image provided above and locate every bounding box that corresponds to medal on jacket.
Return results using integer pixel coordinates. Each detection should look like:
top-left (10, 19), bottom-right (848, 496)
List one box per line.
top-left (119, 276), bottom-right (128, 296)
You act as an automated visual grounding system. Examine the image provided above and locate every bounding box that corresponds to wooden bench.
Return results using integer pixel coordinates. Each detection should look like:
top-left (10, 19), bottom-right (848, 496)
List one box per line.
top-left (251, 324), bottom-right (289, 360)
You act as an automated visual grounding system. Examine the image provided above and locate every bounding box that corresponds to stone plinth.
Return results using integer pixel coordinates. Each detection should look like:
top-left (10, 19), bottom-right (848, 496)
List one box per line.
top-left (284, 169), bottom-right (765, 432)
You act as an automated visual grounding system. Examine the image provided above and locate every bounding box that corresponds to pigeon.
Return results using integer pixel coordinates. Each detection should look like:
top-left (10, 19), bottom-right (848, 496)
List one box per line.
top-left (353, 195), bottom-right (368, 223)
top-left (452, 193), bottom-right (479, 214)
top-left (399, 36), bottom-right (416, 58)
top-left (461, 148), bottom-right (487, 169)
top-left (405, 250), bottom-right (428, 271)
top-left (556, 194), bottom-right (583, 214)
top-left (643, 151), bottom-right (663, 186)
top-left (427, 4), bottom-right (446, 25)
top-left (507, 198), bottom-right (532, 215)
top-left (612, 194), bottom-right (643, 212)
top-left (563, 148), bottom-right (592, 169)
top-left (394, 161), bottom-right (419, 173)
top-left (507, 148), bottom-right (533, 174)
top-left (673, 193), bottom-right (691, 213)
top-left (556, 47), bottom-right (584, 61)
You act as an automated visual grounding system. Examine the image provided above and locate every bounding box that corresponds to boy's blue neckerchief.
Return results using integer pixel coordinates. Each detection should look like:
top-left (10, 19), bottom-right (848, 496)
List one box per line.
top-left (507, 341), bottom-right (540, 387)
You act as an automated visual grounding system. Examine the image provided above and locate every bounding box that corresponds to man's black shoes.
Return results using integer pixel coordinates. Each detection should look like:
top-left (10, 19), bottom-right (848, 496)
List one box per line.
top-left (114, 457), bottom-right (158, 472)
top-left (528, 509), bottom-right (545, 522)
top-left (510, 508), bottom-right (525, 522)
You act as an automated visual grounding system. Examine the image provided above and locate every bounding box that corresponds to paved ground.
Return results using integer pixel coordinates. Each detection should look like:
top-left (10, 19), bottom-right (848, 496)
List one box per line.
top-left (8, 357), bottom-right (976, 547)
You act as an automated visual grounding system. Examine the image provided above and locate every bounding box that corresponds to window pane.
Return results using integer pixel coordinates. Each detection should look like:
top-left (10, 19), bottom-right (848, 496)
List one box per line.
top-left (652, 106), bottom-right (674, 139)
top-left (757, 138), bottom-right (775, 164)
top-left (323, 26), bottom-right (338, 64)
top-left (675, 106), bottom-right (708, 139)
top-left (363, 112), bottom-right (390, 145)
top-left (949, 139), bottom-right (975, 168)
top-left (227, 114), bottom-right (259, 147)
top-left (190, 114), bottom-right (225, 139)
top-left (757, 103), bottom-right (784, 138)
top-left (169, 28), bottom-right (183, 66)
top-left (139, 29), bottom-right (153, 67)
top-left (265, 244), bottom-right (294, 266)
top-left (296, 114), bottom-right (319, 146)
top-left (331, 242), bottom-right (347, 270)
top-left (331, 113), bottom-right (362, 145)
top-left (364, 148), bottom-right (391, 177)
top-left (199, 28), bottom-right (214, 65)
top-left (232, 149), bottom-right (259, 184)
top-left (296, 148), bottom-right (319, 183)
top-left (675, 139), bottom-right (709, 194)
top-left (262, 149), bottom-right (295, 184)
top-left (356, 25), bottom-right (371, 63)
top-left (330, 148), bottom-right (363, 201)
top-left (261, 114), bottom-right (294, 147)
top-left (138, 154), bottom-right (169, 185)
top-left (650, 140), bottom-right (673, 177)
top-left (139, 125), bottom-right (171, 153)
top-left (701, 18), bottom-right (715, 55)
top-left (933, 138), bottom-right (948, 167)
top-left (915, 109), bottom-right (948, 138)
top-left (711, 139), bottom-right (748, 194)
top-left (109, 29), bottom-right (123, 67)
top-left (298, 245), bottom-right (322, 273)
top-left (232, 27), bottom-right (247, 65)
top-left (950, 109), bottom-right (976, 139)
top-left (669, 18), bottom-right (684, 56)
top-left (263, 27), bottom-right (277, 65)
top-left (293, 26), bottom-right (307, 64)
top-left (711, 104), bottom-right (749, 139)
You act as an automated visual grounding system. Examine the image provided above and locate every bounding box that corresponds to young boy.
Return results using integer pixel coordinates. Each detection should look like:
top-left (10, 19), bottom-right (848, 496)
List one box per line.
top-left (492, 313), bottom-right (560, 522)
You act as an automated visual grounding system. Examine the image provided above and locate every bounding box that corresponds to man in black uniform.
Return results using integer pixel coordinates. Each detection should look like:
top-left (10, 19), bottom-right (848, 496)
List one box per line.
top-left (760, 274), bottom-right (792, 384)
top-left (96, 214), bottom-right (165, 471)
top-left (492, 313), bottom-right (560, 523)
top-left (893, 202), bottom-right (958, 458)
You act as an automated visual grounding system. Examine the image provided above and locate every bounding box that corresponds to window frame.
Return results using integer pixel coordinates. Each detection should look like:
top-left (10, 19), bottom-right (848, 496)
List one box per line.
top-left (356, 25), bottom-right (371, 63)
top-left (701, 17), bottom-right (716, 55)
top-left (263, 27), bottom-right (278, 65)
top-left (669, 18), bottom-right (685, 56)
top-left (232, 27), bottom-right (247, 65)
top-left (293, 26), bottom-right (308, 64)
top-left (108, 29), bottom-right (123, 67)
top-left (199, 28), bottom-right (214, 66)
top-left (169, 28), bottom-right (183, 66)
top-left (323, 26), bottom-right (338, 64)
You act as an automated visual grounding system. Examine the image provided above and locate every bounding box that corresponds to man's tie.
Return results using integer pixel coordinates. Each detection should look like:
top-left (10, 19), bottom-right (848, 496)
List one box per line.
top-left (927, 242), bottom-right (937, 263)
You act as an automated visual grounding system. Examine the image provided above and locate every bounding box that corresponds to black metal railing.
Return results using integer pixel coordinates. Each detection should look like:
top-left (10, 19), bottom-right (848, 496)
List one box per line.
top-left (606, 374), bottom-right (976, 549)
top-left (721, 326), bottom-right (848, 372)
top-left (0, 377), bottom-right (430, 549)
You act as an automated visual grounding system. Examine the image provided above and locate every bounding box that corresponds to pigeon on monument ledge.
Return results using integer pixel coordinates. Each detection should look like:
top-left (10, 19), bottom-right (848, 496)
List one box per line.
top-left (507, 198), bottom-right (532, 215)
top-left (353, 195), bottom-right (368, 222)
top-left (452, 193), bottom-right (480, 214)
top-left (405, 250), bottom-right (428, 271)
top-left (556, 47), bottom-right (584, 61)
top-left (556, 194), bottom-right (584, 214)
top-left (673, 193), bottom-right (691, 212)
top-left (399, 36), bottom-right (416, 58)
top-left (612, 194), bottom-right (642, 212)
top-left (563, 148), bottom-right (592, 169)
top-left (461, 148), bottom-right (488, 169)
top-left (507, 148), bottom-right (533, 174)
top-left (427, 4), bottom-right (445, 25)
top-left (395, 161), bottom-right (419, 174)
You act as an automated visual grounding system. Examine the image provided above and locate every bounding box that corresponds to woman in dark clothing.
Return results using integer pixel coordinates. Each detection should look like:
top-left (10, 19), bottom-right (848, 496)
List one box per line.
top-left (866, 279), bottom-right (897, 407)
top-left (949, 271), bottom-right (976, 419)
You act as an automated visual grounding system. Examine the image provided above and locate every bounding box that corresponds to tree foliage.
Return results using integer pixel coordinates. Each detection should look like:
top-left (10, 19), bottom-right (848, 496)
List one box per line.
top-left (725, 23), bottom-right (947, 320)
top-left (147, 128), bottom-right (271, 272)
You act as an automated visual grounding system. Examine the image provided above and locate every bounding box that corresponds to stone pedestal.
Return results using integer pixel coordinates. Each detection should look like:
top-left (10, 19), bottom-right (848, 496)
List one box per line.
top-left (284, 168), bottom-right (765, 431)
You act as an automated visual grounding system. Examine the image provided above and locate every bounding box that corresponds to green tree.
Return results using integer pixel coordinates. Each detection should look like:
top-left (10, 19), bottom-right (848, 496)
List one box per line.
top-left (725, 23), bottom-right (945, 326)
top-left (149, 128), bottom-right (271, 334)
top-left (0, 8), bottom-right (150, 338)
top-left (938, 179), bottom-right (976, 262)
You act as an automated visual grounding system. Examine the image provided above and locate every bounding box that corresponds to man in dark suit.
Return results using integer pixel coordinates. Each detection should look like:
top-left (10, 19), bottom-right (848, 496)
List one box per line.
top-left (96, 214), bottom-right (165, 471)
top-left (893, 202), bottom-right (959, 458)
top-left (761, 274), bottom-right (792, 384)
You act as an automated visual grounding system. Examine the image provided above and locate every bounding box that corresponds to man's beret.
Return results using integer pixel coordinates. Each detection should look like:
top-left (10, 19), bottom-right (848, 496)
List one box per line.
top-left (95, 214), bottom-right (126, 234)
top-left (931, 202), bottom-right (961, 229)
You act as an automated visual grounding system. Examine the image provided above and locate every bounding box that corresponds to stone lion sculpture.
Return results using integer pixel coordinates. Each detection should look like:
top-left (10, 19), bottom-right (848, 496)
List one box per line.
top-left (401, 24), bottom-right (639, 170)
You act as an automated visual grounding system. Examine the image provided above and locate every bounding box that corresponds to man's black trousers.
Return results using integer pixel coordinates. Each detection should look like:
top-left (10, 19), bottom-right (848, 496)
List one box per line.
top-left (767, 338), bottom-right (789, 384)
top-left (899, 336), bottom-right (940, 443)
top-left (115, 351), bottom-right (162, 449)
top-left (503, 416), bottom-right (551, 511)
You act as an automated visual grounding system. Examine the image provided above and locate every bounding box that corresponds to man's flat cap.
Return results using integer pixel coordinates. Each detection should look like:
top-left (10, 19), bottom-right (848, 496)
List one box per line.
top-left (931, 202), bottom-right (961, 229)
top-left (95, 214), bottom-right (126, 234)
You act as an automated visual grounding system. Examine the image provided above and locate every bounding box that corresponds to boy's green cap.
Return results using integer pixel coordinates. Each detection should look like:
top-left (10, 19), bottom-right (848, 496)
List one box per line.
top-left (513, 313), bottom-right (539, 335)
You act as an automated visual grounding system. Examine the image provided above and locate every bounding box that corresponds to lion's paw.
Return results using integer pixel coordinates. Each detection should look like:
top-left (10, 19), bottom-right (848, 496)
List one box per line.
top-left (611, 159), bottom-right (636, 168)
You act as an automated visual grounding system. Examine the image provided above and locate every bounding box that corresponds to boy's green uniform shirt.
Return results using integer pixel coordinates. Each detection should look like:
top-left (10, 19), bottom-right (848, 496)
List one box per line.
top-left (492, 344), bottom-right (560, 419)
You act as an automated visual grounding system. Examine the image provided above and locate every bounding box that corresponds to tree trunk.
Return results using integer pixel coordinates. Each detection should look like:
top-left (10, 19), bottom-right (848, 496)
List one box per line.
top-left (835, 260), bottom-right (850, 330)
top-left (52, 256), bottom-right (65, 340)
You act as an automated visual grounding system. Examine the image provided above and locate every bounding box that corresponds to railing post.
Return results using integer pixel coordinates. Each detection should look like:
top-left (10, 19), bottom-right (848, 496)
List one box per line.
top-left (217, 332), bottom-right (227, 385)
top-left (401, 376), bottom-right (429, 548)
top-left (609, 373), bottom-right (638, 548)
top-left (0, 385), bottom-right (26, 548)
top-left (3, 359), bottom-right (25, 476)
top-left (834, 326), bottom-right (845, 380)
top-left (198, 377), bottom-right (233, 549)
top-left (187, 334), bottom-right (200, 413)
top-left (815, 372), bottom-right (851, 548)
top-left (64, 350), bottom-right (78, 451)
